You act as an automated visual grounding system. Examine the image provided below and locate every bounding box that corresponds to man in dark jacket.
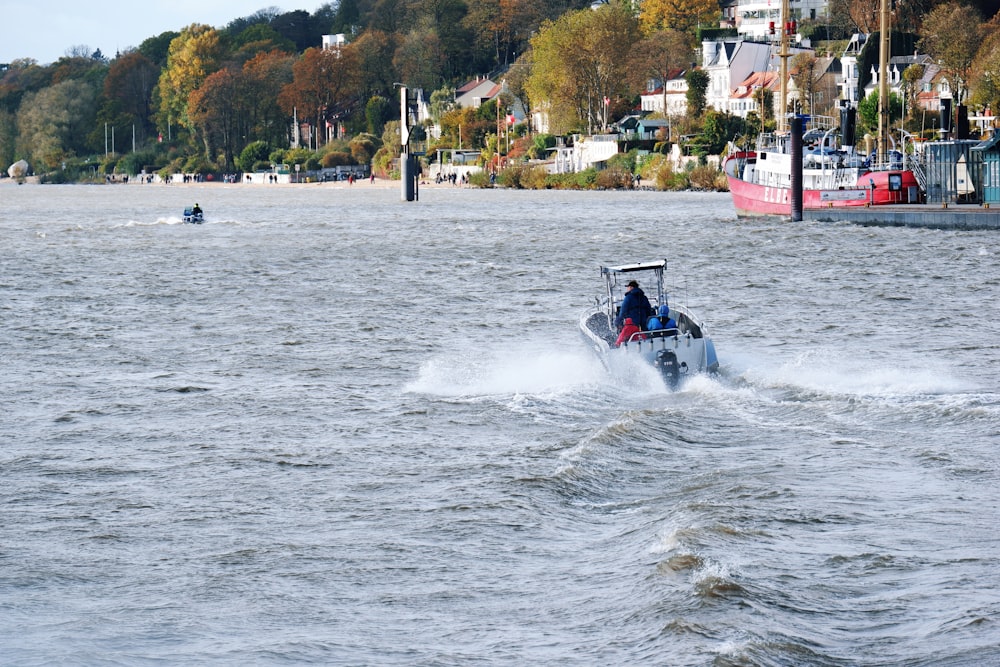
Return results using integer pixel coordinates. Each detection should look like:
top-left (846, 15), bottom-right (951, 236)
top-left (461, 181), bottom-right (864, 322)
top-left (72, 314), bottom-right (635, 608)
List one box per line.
top-left (614, 280), bottom-right (652, 330)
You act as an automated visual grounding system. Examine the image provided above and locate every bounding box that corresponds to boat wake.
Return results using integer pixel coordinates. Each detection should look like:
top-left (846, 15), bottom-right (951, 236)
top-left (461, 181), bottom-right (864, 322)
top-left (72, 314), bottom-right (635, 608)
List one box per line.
top-left (724, 346), bottom-right (975, 398)
top-left (405, 342), bottom-right (607, 398)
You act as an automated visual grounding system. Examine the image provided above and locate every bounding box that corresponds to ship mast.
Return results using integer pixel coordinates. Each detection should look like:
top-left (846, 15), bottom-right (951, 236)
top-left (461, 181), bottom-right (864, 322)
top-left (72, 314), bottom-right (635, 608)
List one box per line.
top-left (877, 0), bottom-right (890, 165)
top-left (777, 0), bottom-right (791, 134)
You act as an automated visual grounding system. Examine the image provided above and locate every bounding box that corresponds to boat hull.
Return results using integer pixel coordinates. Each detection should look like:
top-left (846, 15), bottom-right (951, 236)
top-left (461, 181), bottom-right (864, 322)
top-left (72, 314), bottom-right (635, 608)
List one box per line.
top-left (579, 307), bottom-right (718, 388)
top-left (725, 157), bottom-right (922, 218)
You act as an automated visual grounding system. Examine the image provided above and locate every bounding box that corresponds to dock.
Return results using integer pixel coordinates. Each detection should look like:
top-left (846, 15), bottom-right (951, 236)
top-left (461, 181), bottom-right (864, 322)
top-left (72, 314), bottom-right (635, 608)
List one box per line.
top-left (803, 204), bottom-right (1000, 230)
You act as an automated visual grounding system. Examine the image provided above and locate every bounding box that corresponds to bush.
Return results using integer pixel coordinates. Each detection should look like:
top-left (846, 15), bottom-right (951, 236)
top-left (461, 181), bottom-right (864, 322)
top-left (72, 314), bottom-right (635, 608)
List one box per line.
top-left (322, 151), bottom-right (354, 168)
top-left (305, 156), bottom-right (321, 171)
top-left (595, 165), bottom-right (633, 189)
top-left (183, 156), bottom-right (216, 174)
top-left (688, 164), bottom-right (721, 190)
top-left (350, 133), bottom-right (379, 164)
top-left (467, 170), bottom-right (491, 187)
top-left (653, 160), bottom-right (690, 191)
top-left (237, 141), bottom-right (270, 173)
top-left (117, 150), bottom-right (160, 175)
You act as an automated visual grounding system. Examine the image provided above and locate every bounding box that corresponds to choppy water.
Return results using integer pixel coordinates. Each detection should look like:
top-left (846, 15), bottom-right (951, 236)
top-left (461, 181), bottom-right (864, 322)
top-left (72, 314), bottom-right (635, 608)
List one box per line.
top-left (2, 182), bottom-right (998, 665)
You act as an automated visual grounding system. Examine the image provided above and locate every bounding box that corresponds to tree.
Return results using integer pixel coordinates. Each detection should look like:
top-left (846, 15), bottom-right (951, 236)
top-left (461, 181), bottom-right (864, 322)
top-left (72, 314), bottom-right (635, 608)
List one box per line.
top-left (901, 63), bottom-right (925, 123)
top-left (393, 29), bottom-right (447, 91)
top-left (685, 69), bottom-right (709, 118)
top-left (790, 52), bottom-right (819, 114)
top-left (969, 17), bottom-right (1000, 115)
top-left (526, 1), bottom-right (639, 134)
top-left (230, 24), bottom-right (296, 63)
top-left (188, 67), bottom-right (245, 168)
top-left (237, 140), bottom-right (271, 172)
top-left (857, 88), bottom-right (901, 135)
top-left (352, 30), bottom-right (397, 100)
top-left (628, 29), bottom-right (692, 116)
top-left (16, 79), bottom-right (99, 170)
top-left (365, 95), bottom-right (393, 135)
top-left (919, 2), bottom-right (984, 105)
top-left (102, 51), bottom-right (158, 143)
top-left (639, 0), bottom-right (720, 38)
top-left (242, 50), bottom-right (295, 148)
top-left (279, 46), bottom-right (362, 148)
top-left (158, 25), bottom-right (226, 139)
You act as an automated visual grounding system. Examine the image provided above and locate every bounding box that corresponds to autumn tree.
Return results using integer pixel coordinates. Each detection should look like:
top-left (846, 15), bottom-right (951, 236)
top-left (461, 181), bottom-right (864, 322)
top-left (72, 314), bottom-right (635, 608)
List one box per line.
top-left (158, 25), bottom-right (226, 141)
top-left (101, 51), bottom-right (159, 144)
top-left (279, 46), bottom-right (362, 148)
top-left (503, 52), bottom-right (533, 131)
top-left (969, 16), bottom-right (1000, 115)
top-left (640, 0), bottom-right (720, 38)
top-left (919, 1), bottom-right (985, 104)
top-left (188, 68), bottom-right (245, 168)
top-left (527, 1), bottom-right (639, 134)
top-left (790, 52), bottom-right (819, 114)
top-left (628, 29), bottom-right (692, 117)
top-left (243, 50), bottom-right (296, 147)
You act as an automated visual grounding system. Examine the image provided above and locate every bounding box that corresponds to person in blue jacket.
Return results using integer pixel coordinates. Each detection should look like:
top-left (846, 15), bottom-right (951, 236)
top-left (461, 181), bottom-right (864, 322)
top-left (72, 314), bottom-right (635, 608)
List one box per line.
top-left (646, 304), bottom-right (677, 337)
top-left (615, 280), bottom-right (652, 331)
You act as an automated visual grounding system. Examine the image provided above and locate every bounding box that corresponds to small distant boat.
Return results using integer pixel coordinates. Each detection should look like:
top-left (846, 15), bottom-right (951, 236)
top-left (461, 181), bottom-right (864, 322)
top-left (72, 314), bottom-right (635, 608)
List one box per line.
top-left (183, 207), bottom-right (204, 224)
top-left (579, 260), bottom-right (719, 388)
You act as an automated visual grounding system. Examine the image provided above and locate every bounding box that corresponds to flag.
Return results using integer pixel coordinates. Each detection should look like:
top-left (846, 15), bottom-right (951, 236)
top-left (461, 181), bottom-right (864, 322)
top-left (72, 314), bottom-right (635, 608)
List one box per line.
top-left (507, 114), bottom-right (516, 125)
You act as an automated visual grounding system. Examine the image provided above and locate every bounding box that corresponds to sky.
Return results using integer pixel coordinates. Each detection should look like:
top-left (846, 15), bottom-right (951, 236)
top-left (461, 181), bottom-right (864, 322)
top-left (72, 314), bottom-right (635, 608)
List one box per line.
top-left (0, 1), bottom-right (326, 65)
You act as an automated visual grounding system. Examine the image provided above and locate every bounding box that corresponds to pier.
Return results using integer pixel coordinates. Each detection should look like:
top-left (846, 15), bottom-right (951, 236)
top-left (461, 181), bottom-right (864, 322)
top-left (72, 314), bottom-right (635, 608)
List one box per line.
top-left (804, 204), bottom-right (1000, 230)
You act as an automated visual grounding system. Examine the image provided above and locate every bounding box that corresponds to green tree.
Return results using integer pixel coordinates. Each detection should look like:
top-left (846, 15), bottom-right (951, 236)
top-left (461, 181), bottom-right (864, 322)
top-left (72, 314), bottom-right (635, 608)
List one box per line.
top-left (352, 30), bottom-right (397, 100)
top-left (237, 140), bottom-right (271, 172)
top-left (969, 24), bottom-right (1000, 116)
top-left (857, 89), bottom-right (902, 135)
top-left (16, 79), bottom-right (99, 171)
top-left (901, 63), bottom-right (924, 123)
top-left (685, 69), bottom-right (709, 118)
top-left (365, 95), bottom-right (392, 135)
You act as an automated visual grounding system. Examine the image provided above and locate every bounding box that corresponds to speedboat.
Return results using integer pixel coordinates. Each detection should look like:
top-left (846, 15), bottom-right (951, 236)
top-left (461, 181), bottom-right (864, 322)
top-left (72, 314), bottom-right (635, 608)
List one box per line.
top-left (579, 260), bottom-right (719, 388)
top-left (183, 208), bottom-right (204, 224)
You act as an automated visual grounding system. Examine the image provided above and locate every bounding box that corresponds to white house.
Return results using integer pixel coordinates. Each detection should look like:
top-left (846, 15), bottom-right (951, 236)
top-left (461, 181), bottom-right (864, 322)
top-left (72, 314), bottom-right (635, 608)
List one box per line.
top-left (701, 38), bottom-right (773, 113)
top-left (639, 69), bottom-right (689, 116)
top-left (735, 0), bottom-right (829, 40)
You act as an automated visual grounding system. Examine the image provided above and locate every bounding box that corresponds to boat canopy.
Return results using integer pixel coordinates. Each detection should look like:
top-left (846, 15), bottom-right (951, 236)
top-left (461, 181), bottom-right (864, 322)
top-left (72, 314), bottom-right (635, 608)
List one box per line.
top-left (599, 260), bottom-right (667, 318)
top-left (601, 260), bottom-right (666, 274)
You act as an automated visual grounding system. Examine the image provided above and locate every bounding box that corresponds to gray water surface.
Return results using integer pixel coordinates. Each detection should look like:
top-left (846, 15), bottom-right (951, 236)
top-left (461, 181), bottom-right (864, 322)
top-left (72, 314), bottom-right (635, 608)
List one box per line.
top-left (2, 183), bottom-right (998, 665)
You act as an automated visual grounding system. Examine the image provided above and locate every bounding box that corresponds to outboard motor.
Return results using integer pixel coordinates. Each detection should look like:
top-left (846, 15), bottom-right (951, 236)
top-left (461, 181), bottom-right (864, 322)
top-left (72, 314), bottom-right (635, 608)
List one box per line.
top-left (655, 349), bottom-right (681, 389)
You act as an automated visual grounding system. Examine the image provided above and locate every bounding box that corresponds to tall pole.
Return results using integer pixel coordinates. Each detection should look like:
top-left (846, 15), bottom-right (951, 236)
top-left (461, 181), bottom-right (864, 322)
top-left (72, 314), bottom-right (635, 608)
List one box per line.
top-left (877, 0), bottom-right (890, 166)
top-left (778, 0), bottom-right (791, 134)
top-left (400, 86), bottom-right (415, 202)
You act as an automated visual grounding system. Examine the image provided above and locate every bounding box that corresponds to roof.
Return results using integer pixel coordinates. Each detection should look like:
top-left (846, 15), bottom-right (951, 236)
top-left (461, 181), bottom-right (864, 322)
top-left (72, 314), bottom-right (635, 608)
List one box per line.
top-left (971, 131), bottom-right (1000, 153)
